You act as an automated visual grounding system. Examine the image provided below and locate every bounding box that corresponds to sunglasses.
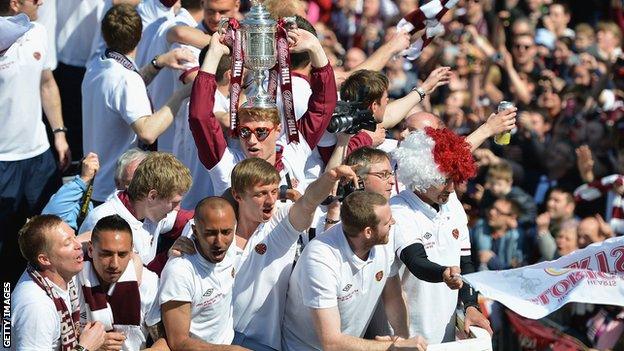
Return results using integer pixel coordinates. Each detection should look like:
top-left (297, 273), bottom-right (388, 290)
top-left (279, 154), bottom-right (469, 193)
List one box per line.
top-left (237, 126), bottom-right (275, 141)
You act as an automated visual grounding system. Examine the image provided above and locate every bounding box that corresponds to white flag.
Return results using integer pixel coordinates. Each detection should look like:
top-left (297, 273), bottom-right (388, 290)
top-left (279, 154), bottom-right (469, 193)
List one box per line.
top-left (463, 236), bottom-right (624, 319)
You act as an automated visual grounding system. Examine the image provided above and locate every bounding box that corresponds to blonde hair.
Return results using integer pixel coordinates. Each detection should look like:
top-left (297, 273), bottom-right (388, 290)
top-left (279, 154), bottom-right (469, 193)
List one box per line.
top-left (127, 152), bottom-right (192, 201)
top-left (597, 21), bottom-right (622, 45)
top-left (18, 215), bottom-right (62, 268)
top-left (231, 158), bottom-right (280, 196)
top-left (486, 162), bottom-right (513, 183)
top-left (239, 107), bottom-right (280, 126)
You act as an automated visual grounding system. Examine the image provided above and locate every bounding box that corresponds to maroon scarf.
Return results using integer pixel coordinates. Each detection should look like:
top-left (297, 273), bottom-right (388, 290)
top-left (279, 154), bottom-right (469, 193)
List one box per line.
top-left (27, 264), bottom-right (80, 351)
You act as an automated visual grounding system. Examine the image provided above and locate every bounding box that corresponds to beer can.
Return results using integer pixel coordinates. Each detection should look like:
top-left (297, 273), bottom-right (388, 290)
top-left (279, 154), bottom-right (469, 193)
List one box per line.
top-left (494, 101), bottom-right (514, 145)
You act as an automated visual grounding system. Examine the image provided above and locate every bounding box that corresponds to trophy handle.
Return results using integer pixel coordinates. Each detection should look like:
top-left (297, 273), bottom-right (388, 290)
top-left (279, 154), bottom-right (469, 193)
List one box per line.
top-left (281, 16), bottom-right (298, 30)
top-left (217, 17), bottom-right (231, 34)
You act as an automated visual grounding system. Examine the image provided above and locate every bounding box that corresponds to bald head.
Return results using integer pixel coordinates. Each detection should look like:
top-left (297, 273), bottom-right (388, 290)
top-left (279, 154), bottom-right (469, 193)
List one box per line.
top-left (405, 112), bottom-right (444, 132)
top-left (577, 217), bottom-right (601, 248)
top-left (195, 196), bottom-right (236, 219)
top-left (193, 196), bottom-right (237, 263)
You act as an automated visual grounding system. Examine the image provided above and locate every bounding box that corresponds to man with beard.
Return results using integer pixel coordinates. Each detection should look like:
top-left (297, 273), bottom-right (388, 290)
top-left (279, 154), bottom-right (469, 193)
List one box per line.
top-left (281, 191), bottom-right (428, 351)
top-left (391, 127), bottom-right (493, 343)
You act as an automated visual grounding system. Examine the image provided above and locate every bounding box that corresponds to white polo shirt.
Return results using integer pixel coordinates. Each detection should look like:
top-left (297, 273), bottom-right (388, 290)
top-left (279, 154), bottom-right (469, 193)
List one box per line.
top-left (82, 54), bottom-right (152, 202)
top-left (56, 0), bottom-right (100, 67)
top-left (171, 41), bottom-right (223, 209)
top-left (89, 0), bottom-right (173, 63)
top-left (281, 223), bottom-right (400, 351)
top-left (159, 232), bottom-right (236, 345)
top-left (390, 190), bottom-right (471, 343)
top-left (0, 23), bottom-right (52, 161)
top-left (78, 191), bottom-right (178, 264)
top-left (232, 203), bottom-right (305, 350)
top-left (76, 267), bottom-right (160, 351)
top-left (11, 272), bottom-right (76, 350)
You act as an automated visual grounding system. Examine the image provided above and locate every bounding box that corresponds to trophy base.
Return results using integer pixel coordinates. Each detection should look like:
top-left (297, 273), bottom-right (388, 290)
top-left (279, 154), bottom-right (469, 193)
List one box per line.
top-left (242, 97), bottom-right (277, 109)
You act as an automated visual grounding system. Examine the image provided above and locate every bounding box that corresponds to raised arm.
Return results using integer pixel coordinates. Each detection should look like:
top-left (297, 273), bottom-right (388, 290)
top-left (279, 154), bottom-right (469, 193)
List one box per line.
top-left (334, 30), bottom-right (411, 87)
top-left (289, 165), bottom-right (357, 231)
top-left (465, 107), bottom-right (517, 152)
top-left (287, 29), bottom-right (337, 149)
top-left (167, 25), bottom-right (212, 48)
top-left (188, 34), bottom-right (231, 170)
top-left (381, 67), bottom-right (452, 129)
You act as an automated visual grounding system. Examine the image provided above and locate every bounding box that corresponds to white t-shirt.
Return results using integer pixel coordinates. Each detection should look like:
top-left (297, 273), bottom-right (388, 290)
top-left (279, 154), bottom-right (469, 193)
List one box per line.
top-left (89, 0), bottom-right (173, 63)
top-left (56, 0), bottom-right (100, 67)
top-left (141, 9), bottom-right (198, 154)
top-left (159, 234), bottom-right (236, 345)
top-left (11, 272), bottom-right (76, 350)
top-left (282, 224), bottom-right (400, 351)
top-left (232, 203), bottom-right (304, 350)
top-left (78, 191), bottom-right (179, 264)
top-left (81, 55), bottom-right (152, 202)
top-left (390, 190), bottom-right (471, 343)
top-left (0, 23), bottom-right (52, 161)
top-left (35, 0), bottom-right (57, 70)
top-left (77, 267), bottom-right (160, 351)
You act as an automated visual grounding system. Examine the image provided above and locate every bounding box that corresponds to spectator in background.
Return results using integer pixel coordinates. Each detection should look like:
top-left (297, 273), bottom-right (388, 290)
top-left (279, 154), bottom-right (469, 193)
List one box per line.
top-left (538, 218), bottom-right (579, 261)
top-left (480, 162), bottom-right (537, 229)
top-left (472, 198), bottom-right (524, 270)
top-left (577, 215), bottom-right (614, 249)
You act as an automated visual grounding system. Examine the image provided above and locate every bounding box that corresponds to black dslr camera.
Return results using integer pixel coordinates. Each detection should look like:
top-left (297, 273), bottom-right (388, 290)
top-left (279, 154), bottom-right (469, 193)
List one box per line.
top-left (327, 101), bottom-right (377, 134)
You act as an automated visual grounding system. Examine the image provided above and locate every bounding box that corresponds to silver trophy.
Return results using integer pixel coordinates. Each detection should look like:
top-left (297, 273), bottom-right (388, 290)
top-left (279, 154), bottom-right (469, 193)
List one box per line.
top-left (240, 0), bottom-right (277, 108)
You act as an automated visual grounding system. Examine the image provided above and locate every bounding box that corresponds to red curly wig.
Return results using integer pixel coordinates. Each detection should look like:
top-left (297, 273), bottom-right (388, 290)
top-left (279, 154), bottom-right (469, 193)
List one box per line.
top-left (425, 127), bottom-right (477, 184)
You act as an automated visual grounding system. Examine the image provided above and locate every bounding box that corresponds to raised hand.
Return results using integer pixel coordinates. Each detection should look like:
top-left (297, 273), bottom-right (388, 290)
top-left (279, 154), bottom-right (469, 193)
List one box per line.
top-left (421, 66), bottom-right (452, 95)
top-left (157, 47), bottom-right (198, 70)
top-left (576, 145), bottom-right (595, 183)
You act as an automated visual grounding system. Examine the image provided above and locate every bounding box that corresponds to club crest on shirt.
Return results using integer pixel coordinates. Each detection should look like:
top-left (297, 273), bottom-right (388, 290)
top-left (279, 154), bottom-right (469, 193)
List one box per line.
top-left (342, 284), bottom-right (352, 292)
top-left (424, 232), bottom-right (433, 240)
top-left (33, 52), bottom-right (41, 60)
top-left (452, 228), bottom-right (459, 239)
top-left (202, 288), bottom-right (214, 298)
top-left (254, 243), bottom-right (267, 255)
top-left (231, 267), bottom-right (236, 278)
top-left (375, 271), bottom-right (384, 281)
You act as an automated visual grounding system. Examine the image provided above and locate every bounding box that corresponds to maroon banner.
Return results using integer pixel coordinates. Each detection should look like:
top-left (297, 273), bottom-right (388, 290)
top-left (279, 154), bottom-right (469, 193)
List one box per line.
top-left (226, 19), bottom-right (243, 136)
top-left (276, 19), bottom-right (299, 143)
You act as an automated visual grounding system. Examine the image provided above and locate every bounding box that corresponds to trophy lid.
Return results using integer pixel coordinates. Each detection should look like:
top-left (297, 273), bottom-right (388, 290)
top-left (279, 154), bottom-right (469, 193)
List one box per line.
top-left (241, 0), bottom-right (275, 26)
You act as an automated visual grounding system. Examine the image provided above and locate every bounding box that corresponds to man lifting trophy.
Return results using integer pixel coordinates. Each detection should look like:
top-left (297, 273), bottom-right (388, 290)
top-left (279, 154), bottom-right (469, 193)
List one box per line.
top-left (220, 0), bottom-right (299, 143)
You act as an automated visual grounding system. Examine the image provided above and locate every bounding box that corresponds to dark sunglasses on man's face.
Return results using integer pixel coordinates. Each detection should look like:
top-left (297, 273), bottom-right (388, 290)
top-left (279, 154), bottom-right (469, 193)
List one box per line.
top-left (237, 126), bottom-right (275, 141)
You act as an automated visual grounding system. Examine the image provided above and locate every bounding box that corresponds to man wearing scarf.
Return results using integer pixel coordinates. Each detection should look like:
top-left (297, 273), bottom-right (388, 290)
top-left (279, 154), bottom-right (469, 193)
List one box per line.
top-left (78, 214), bottom-right (166, 351)
top-left (11, 215), bottom-right (105, 351)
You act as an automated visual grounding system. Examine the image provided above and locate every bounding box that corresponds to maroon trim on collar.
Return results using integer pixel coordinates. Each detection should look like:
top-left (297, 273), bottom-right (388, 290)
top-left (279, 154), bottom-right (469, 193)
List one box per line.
top-left (291, 71), bottom-right (310, 83)
top-left (117, 191), bottom-right (138, 219)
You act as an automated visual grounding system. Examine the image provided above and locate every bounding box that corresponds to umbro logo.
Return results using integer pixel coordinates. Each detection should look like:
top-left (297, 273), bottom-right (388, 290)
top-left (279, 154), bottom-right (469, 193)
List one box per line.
top-left (342, 284), bottom-right (352, 292)
top-left (202, 288), bottom-right (214, 298)
top-left (424, 232), bottom-right (433, 240)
